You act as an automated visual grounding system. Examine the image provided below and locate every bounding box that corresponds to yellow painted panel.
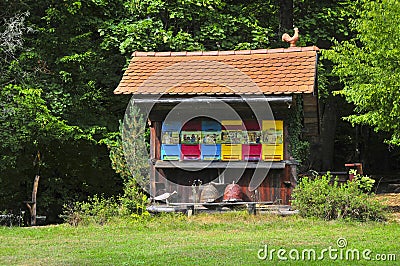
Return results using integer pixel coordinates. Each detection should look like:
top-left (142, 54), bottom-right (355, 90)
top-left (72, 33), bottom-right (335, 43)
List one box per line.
top-left (262, 120), bottom-right (283, 131)
top-left (221, 144), bottom-right (242, 161)
top-left (221, 120), bottom-right (243, 126)
top-left (262, 120), bottom-right (284, 161)
top-left (262, 144), bottom-right (284, 161)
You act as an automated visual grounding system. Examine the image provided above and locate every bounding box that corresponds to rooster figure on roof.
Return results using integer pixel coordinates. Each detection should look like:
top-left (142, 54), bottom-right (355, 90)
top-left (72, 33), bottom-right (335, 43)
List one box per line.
top-left (282, 28), bottom-right (299, 47)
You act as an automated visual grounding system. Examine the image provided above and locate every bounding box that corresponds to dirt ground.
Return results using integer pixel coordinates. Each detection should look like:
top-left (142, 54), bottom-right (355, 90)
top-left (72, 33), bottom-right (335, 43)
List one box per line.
top-left (375, 193), bottom-right (400, 222)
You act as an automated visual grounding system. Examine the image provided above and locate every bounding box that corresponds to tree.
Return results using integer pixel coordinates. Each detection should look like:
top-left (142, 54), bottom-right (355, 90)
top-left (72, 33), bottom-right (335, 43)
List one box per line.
top-left (325, 0), bottom-right (400, 146)
top-left (0, 1), bottom-right (125, 220)
top-left (0, 0), bottom-right (370, 218)
top-left (278, 0), bottom-right (293, 34)
top-left (99, 0), bottom-right (277, 53)
top-left (0, 85), bottom-right (82, 167)
top-left (0, 84), bottom-right (81, 223)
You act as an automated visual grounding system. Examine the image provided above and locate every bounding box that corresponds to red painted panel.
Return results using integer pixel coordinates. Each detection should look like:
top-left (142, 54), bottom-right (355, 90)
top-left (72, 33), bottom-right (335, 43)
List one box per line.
top-left (242, 144), bottom-right (262, 160)
top-left (181, 144), bottom-right (201, 160)
top-left (182, 120), bottom-right (201, 130)
top-left (243, 120), bottom-right (261, 131)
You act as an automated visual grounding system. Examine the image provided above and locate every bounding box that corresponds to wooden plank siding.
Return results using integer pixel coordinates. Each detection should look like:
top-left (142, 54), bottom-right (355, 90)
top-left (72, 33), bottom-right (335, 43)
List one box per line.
top-left (148, 99), bottom-right (309, 205)
top-left (302, 94), bottom-right (320, 139)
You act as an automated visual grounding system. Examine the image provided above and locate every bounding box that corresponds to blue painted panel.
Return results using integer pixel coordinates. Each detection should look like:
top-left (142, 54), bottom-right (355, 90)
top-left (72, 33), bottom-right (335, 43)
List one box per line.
top-left (162, 121), bottom-right (182, 132)
top-left (201, 144), bottom-right (221, 160)
top-left (201, 120), bottom-right (221, 131)
top-left (161, 144), bottom-right (180, 160)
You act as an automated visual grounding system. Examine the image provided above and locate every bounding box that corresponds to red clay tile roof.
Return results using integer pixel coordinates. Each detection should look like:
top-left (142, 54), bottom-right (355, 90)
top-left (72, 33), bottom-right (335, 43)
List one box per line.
top-left (114, 46), bottom-right (319, 95)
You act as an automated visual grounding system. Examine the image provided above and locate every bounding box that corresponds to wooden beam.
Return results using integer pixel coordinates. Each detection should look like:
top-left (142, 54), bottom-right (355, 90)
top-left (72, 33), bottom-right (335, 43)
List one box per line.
top-left (132, 96), bottom-right (292, 104)
top-left (149, 122), bottom-right (157, 197)
top-left (154, 160), bottom-right (286, 169)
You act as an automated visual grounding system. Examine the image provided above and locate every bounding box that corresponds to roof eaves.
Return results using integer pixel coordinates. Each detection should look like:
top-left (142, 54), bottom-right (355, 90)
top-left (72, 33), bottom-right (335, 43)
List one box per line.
top-left (131, 46), bottom-right (320, 58)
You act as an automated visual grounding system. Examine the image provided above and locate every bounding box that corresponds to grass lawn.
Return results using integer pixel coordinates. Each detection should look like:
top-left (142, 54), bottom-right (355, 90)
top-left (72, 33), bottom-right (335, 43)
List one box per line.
top-left (0, 211), bottom-right (399, 266)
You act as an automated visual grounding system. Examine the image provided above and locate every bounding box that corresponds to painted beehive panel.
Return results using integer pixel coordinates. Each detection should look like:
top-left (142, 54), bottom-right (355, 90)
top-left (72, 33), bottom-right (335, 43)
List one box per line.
top-left (262, 120), bottom-right (284, 161)
top-left (221, 120), bottom-right (244, 130)
top-left (221, 144), bottom-right (242, 161)
top-left (242, 144), bottom-right (262, 161)
top-left (201, 129), bottom-right (221, 160)
top-left (181, 120), bottom-right (201, 131)
top-left (161, 121), bottom-right (181, 160)
top-left (242, 120), bottom-right (262, 160)
top-left (201, 119), bottom-right (222, 145)
top-left (201, 120), bottom-right (221, 131)
top-left (162, 121), bottom-right (182, 131)
top-left (161, 144), bottom-right (181, 160)
top-left (201, 144), bottom-right (221, 160)
top-left (161, 131), bottom-right (180, 145)
top-left (181, 131), bottom-right (201, 144)
top-left (181, 144), bottom-right (201, 160)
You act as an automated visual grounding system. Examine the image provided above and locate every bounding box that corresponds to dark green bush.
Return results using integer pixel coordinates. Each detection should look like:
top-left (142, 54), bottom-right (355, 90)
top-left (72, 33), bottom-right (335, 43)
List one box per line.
top-left (292, 173), bottom-right (386, 221)
top-left (63, 195), bottom-right (120, 226)
top-left (63, 188), bottom-right (149, 226)
top-left (63, 175), bottom-right (150, 226)
top-left (118, 178), bottom-right (149, 217)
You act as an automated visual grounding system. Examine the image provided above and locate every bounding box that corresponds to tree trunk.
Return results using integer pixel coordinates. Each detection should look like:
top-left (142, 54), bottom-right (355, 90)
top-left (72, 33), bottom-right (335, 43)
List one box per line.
top-left (320, 96), bottom-right (338, 170)
top-left (278, 0), bottom-right (294, 33)
top-left (26, 175), bottom-right (40, 226)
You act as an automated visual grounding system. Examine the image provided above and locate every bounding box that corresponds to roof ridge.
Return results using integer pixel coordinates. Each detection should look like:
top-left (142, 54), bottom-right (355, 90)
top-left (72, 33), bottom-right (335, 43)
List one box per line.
top-left (132, 46), bottom-right (319, 57)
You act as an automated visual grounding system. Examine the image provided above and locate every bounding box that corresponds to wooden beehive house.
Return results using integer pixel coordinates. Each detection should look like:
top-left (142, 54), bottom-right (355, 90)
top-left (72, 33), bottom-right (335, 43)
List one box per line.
top-left (114, 45), bottom-right (320, 205)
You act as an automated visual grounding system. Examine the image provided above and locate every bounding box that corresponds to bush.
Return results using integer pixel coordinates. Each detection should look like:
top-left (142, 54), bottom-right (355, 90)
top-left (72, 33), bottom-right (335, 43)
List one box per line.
top-left (351, 169), bottom-right (376, 193)
top-left (119, 178), bottom-right (149, 216)
top-left (63, 179), bottom-right (150, 226)
top-left (292, 173), bottom-right (386, 221)
top-left (63, 195), bottom-right (120, 226)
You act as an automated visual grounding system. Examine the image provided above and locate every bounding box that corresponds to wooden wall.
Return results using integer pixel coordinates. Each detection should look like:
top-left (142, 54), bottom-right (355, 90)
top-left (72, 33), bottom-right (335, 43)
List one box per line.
top-left (303, 94), bottom-right (320, 140)
top-left (146, 96), bottom-right (313, 205)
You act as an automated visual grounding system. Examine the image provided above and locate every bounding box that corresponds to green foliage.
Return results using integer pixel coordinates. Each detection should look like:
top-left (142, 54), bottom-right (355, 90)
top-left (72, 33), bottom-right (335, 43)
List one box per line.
top-left (102, 103), bottom-right (149, 189)
top-left (63, 190), bottom-right (149, 226)
top-left (100, 131), bottom-right (131, 180)
top-left (292, 173), bottom-right (386, 221)
top-left (0, 84), bottom-right (80, 169)
top-left (294, 0), bottom-right (358, 48)
top-left (119, 178), bottom-right (149, 216)
top-left (350, 169), bottom-right (375, 193)
top-left (66, 104), bottom-right (151, 225)
top-left (0, 1), bottom-right (125, 219)
top-left (121, 103), bottom-right (149, 182)
top-left (288, 95), bottom-right (310, 164)
top-left (94, 104), bottom-right (150, 225)
top-left (0, 0), bottom-right (369, 221)
top-left (99, 0), bottom-right (276, 53)
top-left (63, 194), bottom-right (120, 226)
top-left (324, 0), bottom-right (400, 146)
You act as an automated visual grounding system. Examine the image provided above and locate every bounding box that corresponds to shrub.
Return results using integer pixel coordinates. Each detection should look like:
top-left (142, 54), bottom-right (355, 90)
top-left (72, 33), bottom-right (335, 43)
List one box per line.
top-left (63, 179), bottom-right (150, 226)
top-left (350, 169), bottom-right (375, 193)
top-left (292, 173), bottom-right (386, 221)
top-left (119, 178), bottom-right (149, 216)
top-left (63, 195), bottom-right (120, 226)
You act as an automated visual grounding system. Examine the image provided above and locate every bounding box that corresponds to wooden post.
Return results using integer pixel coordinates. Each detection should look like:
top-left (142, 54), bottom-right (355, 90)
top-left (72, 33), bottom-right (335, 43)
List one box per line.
top-left (26, 175), bottom-right (40, 226)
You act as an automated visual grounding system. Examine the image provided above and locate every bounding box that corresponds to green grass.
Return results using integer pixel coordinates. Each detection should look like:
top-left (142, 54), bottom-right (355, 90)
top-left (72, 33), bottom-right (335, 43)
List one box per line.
top-left (0, 212), bottom-right (399, 265)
